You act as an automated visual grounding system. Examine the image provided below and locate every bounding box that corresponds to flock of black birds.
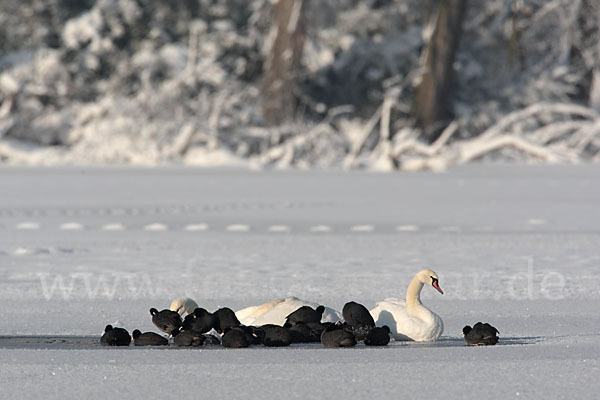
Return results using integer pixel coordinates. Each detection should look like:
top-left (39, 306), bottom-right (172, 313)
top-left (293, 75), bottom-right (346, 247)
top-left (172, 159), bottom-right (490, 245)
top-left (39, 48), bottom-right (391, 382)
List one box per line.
top-left (101, 301), bottom-right (499, 348)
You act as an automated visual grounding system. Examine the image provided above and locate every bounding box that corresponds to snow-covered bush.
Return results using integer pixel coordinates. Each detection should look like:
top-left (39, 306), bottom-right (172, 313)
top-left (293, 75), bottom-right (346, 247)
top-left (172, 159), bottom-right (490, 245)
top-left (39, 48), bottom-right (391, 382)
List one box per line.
top-left (0, 0), bottom-right (599, 169)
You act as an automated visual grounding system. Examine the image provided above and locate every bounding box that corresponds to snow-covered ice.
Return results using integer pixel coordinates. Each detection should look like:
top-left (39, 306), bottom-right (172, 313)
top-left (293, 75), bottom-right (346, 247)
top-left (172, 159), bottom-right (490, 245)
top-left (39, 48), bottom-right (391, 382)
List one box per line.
top-left (0, 165), bottom-right (599, 399)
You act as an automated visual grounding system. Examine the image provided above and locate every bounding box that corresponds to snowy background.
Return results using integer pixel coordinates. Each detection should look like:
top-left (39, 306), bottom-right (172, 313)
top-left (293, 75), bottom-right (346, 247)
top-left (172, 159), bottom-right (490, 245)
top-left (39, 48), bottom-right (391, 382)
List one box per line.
top-left (1, 0), bottom-right (600, 169)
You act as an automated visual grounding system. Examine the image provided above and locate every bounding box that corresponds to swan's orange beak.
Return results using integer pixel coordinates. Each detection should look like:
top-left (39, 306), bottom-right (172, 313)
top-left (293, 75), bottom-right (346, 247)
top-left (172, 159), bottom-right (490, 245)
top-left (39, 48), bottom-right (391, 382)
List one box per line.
top-left (433, 280), bottom-right (444, 294)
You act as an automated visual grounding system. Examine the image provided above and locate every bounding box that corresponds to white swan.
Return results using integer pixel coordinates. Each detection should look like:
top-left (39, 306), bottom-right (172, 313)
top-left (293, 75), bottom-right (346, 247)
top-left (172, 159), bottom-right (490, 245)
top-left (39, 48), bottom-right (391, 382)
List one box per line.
top-left (370, 269), bottom-right (444, 341)
top-left (170, 298), bottom-right (200, 316)
top-left (236, 296), bottom-right (342, 326)
top-left (235, 298), bottom-right (285, 324)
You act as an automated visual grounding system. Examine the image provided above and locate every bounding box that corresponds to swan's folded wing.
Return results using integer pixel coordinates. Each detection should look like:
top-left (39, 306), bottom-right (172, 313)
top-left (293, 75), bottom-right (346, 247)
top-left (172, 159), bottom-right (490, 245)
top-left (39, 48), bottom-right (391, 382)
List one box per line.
top-left (238, 298), bottom-right (341, 326)
top-left (321, 307), bottom-right (343, 323)
top-left (252, 301), bottom-right (305, 326)
top-left (235, 298), bottom-right (285, 325)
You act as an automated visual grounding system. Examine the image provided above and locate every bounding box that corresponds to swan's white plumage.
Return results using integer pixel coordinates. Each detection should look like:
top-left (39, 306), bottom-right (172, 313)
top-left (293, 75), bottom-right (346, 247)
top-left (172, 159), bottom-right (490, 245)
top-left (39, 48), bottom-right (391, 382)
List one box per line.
top-left (370, 269), bottom-right (444, 341)
top-left (235, 298), bottom-right (285, 325)
top-left (236, 297), bottom-right (342, 326)
top-left (169, 298), bottom-right (199, 316)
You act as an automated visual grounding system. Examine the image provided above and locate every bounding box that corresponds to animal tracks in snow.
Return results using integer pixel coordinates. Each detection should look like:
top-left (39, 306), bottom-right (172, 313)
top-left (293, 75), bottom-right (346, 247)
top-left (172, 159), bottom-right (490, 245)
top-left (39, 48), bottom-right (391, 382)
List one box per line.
top-left (16, 222), bottom-right (41, 230)
top-left (267, 225), bottom-right (291, 232)
top-left (1, 221), bottom-right (502, 234)
top-left (350, 225), bottom-right (375, 232)
top-left (184, 224), bottom-right (209, 231)
top-left (101, 223), bottom-right (125, 231)
top-left (59, 222), bottom-right (84, 230)
top-left (226, 224), bottom-right (251, 232)
top-left (11, 246), bottom-right (84, 256)
top-left (143, 223), bottom-right (169, 231)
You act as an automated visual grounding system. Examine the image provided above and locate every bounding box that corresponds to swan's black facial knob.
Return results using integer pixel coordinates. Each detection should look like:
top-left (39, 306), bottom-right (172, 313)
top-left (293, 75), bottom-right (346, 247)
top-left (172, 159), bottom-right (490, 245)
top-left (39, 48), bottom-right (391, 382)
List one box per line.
top-left (431, 276), bottom-right (444, 294)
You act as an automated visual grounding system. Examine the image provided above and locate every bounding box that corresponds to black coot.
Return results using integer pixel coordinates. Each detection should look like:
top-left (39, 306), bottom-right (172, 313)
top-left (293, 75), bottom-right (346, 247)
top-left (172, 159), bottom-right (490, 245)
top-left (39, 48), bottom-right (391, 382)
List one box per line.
top-left (284, 305), bottom-right (325, 327)
top-left (213, 307), bottom-right (241, 333)
top-left (150, 307), bottom-right (182, 336)
top-left (259, 324), bottom-right (292, 347)
top-left (132, 329), bottom-right (168, 346)
top-left (100, 325), bottom-right (131, 346)
top-left (182, 307), bottom-right (216, 334)
top-left (244, 326), bottom-right (265, 345)
top-left (463, 322), bottom-right (499, 345)
top-left (306, 321), bottom-right (332, 339)
top-left (320, 323), bottom-right (356, 348)
top-left (288, 323), bottom-right (313, 343)
top-left (173, 330), bottom-right (206, 347)
top-left (221, 326), bottom-right (251, 348)
top-left (364, 326), bottom-right (391, 346)
top-left (342, 301), bottom-right (375, 341)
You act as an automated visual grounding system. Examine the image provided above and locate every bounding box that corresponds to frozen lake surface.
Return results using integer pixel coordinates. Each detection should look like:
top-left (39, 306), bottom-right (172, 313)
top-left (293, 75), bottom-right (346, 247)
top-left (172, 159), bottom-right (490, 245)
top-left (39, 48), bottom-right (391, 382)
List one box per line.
top-left (0, 165), bottom-right (599, 399)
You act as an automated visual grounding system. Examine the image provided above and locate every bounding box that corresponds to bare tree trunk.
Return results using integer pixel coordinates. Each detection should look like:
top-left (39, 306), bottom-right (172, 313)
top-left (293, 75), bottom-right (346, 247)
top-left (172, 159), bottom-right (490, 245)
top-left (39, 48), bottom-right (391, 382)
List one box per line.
top-left (261, 0), bottom-right (307, 126)
top-left (414, 0), bottom-right (467, 142)
top-left (589, 1), bottom-right (600, 112)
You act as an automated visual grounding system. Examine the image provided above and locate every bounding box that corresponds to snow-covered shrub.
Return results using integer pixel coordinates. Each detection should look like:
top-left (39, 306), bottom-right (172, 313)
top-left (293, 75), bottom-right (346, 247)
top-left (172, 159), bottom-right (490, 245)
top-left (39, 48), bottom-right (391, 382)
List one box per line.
top-left (0, 0), bottom-right (599, 169)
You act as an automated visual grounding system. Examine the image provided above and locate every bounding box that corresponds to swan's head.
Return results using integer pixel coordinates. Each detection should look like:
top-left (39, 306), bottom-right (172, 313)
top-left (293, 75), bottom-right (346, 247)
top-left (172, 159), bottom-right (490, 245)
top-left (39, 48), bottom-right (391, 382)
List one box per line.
top-left (419, 269), bottom-right (444, 295)
top-left (170, 298), bottom-right (199, 316)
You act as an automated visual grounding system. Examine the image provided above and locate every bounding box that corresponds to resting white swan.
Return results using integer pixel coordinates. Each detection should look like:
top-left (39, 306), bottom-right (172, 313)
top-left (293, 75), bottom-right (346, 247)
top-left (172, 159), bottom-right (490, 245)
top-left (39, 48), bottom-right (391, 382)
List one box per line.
top-left (370, 269), bottom-right (444, 341)
top-left (170, 298), bottom-right (199, 316)
top-left (236, 297), bottom-right (342, 326)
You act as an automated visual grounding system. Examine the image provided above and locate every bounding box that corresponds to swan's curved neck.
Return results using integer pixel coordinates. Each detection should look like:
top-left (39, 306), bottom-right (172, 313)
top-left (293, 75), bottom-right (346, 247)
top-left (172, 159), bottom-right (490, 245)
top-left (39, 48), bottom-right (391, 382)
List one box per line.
top-left (406, 275), bottom-right (432, 320)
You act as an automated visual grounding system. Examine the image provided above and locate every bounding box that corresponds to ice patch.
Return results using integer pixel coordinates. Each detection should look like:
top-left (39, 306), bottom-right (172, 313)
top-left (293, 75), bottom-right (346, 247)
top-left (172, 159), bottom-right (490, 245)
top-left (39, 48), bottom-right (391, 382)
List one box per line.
top-left (226, 224), bottom-right (250, 232)
top-left (396, 225), bottom-right (419, 232)
top-left (268, 225), bottom-right (290, 232)
top-left (527, 218), bottom-right (547, 225)
top-left (59, 222), bottom-right (84, 230)
top-left (310, 225), bottom-right (332, 232)
top-left (16, 222), bottom-right (40, 230)
top-left (184, 224), bottom-right (209, 231)
top-left (144, 223), bottom-right (168, 231)
top-left (101, 223), bottom-right (125, 231)
top-left (14, 247), bottom-right (30, 255)
top-left (14, 247), bottom-right (78, 256)
top-left (350, 224), bottom-right (375, 232)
